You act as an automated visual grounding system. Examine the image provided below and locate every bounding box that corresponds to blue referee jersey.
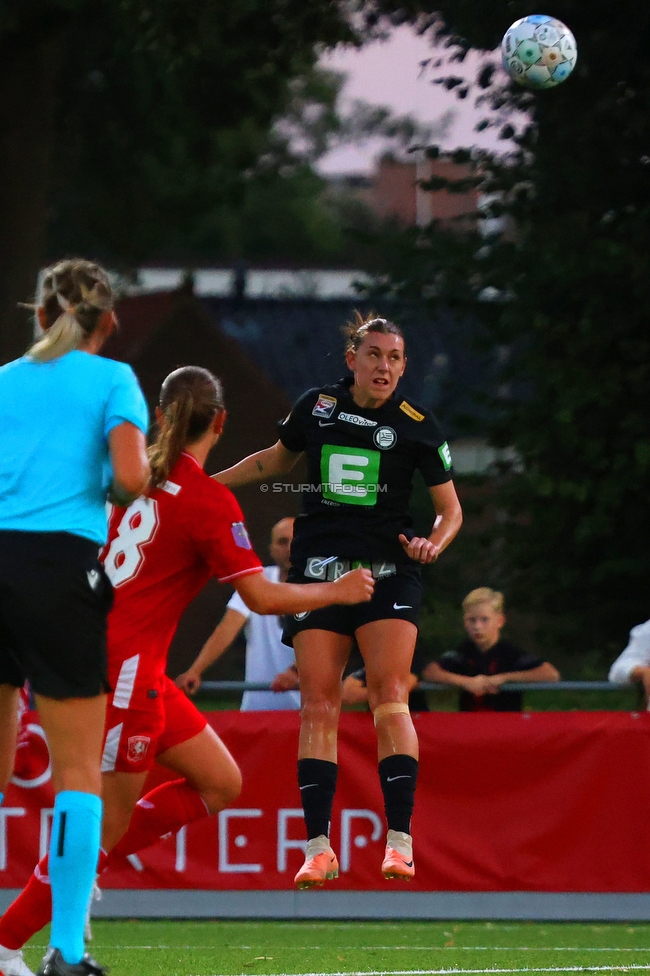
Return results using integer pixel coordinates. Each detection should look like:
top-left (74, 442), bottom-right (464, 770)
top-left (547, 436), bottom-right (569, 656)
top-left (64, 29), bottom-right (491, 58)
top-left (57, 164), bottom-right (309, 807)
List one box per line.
top-left (0, 351), bottom-right (148, 545)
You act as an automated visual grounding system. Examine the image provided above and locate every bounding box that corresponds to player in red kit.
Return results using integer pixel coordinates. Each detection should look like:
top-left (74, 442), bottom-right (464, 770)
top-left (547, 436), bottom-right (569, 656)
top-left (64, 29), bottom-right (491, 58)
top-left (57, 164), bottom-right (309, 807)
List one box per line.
top-left (0, 366), bottom-right (374, 974)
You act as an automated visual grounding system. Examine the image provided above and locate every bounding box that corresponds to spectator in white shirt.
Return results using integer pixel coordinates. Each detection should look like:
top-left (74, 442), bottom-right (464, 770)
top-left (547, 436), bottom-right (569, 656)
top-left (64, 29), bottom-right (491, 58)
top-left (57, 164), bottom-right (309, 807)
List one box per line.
top-left (176, 517), bottom-right (300, 710)
top-left (608, 619), bottom-right (650, 703)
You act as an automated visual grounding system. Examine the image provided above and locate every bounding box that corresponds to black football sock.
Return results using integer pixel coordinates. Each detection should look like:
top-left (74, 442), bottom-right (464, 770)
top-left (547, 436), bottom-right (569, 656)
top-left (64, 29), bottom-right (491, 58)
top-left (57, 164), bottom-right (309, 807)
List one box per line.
top-left (297, 758), bottom-right (338, 840)
top-left (378, 754), bottom-right (419, 834)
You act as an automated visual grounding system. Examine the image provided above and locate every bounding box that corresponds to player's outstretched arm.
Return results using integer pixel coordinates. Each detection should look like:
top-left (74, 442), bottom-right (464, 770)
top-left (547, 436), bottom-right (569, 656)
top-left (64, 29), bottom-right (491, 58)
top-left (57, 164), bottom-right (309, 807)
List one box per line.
top-left (175, 608), bottom-right (246, 694)
top-left (399, 481), bottom-right (463, 565)
top-left (233, 567), bottom-right (374, 616)
top-left (214, 440), bottom-right (301, 488)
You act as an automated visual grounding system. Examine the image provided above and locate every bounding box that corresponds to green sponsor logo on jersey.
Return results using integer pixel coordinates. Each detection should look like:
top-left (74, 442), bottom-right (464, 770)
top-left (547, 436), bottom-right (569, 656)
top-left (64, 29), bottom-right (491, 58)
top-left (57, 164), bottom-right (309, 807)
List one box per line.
top-left (320, 445), bottom-right (381, 506)
top-left (438, 441), bottom-right (452, 471)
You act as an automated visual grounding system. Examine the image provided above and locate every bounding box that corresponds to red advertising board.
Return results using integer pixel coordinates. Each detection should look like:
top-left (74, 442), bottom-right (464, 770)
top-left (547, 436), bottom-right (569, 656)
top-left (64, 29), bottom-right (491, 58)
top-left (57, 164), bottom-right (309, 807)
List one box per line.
top-left (2, 710), bottom-right (649, 893)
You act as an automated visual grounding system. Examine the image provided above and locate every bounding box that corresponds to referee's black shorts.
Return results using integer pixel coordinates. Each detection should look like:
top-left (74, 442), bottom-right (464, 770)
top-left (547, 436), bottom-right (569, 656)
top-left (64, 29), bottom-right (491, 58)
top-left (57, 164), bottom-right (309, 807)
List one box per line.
top-left (281, 563), bottom-right (421, 647)
top-left (0, 530), bottom-right (113, 699)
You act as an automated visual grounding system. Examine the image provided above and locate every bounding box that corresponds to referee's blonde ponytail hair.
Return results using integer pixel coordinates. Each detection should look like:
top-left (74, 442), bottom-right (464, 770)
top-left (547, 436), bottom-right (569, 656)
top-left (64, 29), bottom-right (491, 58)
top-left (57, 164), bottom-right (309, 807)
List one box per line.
top-left (28, 259), bottom-right (113, 363)
top-left (149, 366), bottom-right (225, 489)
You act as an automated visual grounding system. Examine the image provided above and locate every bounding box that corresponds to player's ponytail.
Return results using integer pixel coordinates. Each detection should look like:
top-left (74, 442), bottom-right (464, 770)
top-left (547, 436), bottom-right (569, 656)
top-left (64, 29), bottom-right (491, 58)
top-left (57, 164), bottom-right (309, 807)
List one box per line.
top-left (149, 366), bottom-right (224, 488)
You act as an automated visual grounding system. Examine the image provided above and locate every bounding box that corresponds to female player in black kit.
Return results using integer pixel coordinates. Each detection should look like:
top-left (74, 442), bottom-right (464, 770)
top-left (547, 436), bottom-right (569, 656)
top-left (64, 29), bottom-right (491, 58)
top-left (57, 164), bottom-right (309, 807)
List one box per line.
top-left (216, 313), bottom-right (462, 885)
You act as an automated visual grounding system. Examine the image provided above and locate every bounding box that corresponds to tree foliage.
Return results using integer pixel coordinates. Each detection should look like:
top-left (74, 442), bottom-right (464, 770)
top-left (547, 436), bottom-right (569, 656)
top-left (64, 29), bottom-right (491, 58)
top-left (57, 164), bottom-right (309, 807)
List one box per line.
top-left (359, 1), bottom-right (650, 664)
top-left (0, 0), bottom-right (356, 359)
top-left (45, 1), bottom-right (356, 264)
top-left (49, 48), bottom-right (448, 266)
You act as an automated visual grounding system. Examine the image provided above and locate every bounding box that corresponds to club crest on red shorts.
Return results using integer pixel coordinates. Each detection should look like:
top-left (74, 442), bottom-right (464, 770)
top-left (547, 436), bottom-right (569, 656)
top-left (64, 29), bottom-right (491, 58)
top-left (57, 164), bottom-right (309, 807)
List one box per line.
top-left (127, 735), bottom-right (151, 763)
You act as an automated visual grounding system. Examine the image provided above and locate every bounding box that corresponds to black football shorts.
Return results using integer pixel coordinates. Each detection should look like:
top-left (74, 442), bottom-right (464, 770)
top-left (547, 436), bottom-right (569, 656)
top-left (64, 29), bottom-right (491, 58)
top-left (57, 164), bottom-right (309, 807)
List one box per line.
top-left (0, 530), bottom-right (112, 699)
top-left (281, 562), bottom-right (422, 647)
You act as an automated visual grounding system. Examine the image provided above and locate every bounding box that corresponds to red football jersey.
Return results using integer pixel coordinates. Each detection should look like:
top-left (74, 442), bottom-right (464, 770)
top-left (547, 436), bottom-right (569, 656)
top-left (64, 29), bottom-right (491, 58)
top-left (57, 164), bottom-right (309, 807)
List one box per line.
top-left (101, 453), bottom-right (262, 702)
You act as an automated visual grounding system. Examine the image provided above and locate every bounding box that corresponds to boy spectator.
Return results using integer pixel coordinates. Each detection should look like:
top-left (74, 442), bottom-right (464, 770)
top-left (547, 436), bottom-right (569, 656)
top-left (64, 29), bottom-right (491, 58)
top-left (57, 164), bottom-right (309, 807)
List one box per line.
top-left (422, 587), bottom-right (560, 711)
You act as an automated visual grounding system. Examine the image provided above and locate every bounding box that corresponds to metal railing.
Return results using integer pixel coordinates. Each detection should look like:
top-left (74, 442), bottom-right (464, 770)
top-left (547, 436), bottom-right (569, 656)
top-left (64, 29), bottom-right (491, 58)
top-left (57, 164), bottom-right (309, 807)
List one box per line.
top-left (197, 680), bottom-right (626, 694)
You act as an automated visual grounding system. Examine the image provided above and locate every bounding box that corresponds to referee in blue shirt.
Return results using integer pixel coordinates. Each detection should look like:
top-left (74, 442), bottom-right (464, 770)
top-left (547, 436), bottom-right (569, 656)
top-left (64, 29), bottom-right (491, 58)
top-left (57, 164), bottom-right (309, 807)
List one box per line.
top-left (0, 259), bottom-right (150, 976)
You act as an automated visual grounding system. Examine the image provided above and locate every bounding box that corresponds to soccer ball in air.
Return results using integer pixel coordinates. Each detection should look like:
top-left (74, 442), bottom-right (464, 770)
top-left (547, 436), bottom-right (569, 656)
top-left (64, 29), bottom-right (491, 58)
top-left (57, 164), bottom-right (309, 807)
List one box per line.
top-left (502, 15), bottom-right (577, 90)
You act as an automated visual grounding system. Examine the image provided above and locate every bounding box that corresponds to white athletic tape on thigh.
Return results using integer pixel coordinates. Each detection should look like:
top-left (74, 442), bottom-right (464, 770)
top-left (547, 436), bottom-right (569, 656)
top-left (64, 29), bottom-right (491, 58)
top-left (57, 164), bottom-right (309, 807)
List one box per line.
top-left (373, 702), bottom-right (410, 726)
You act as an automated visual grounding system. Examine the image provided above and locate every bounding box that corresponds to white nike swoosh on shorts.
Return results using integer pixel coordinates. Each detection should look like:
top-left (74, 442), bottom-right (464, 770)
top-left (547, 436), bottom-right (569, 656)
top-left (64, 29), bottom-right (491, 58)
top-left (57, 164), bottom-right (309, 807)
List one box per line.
top-left (319, 421), bottom-right (336, 426)
top-left (300, 784), bottom-right (319, 790)
top-left (386, 775), bottom-right (412, 782)
top-left (393, 603), bottom-right (412, 610)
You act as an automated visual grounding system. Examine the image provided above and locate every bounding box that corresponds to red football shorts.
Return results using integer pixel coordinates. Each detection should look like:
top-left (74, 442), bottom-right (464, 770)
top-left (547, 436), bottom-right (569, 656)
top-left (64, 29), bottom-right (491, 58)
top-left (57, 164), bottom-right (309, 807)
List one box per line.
top-left (156, 678), bottom-right (208, 754)
top-left (101, 675), bottom-right (208, 774)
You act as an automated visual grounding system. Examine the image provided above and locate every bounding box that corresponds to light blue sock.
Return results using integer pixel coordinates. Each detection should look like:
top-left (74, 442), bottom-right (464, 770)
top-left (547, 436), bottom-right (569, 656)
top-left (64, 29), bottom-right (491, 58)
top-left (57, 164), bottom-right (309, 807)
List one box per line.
top-left (49, 790), bottom-right (102, 964)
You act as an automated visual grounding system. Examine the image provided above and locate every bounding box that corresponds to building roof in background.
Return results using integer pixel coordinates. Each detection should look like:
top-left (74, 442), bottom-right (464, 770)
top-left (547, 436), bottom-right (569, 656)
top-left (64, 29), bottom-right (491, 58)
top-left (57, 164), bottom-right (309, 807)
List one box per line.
top-left (106, 280), bottom-right (504, 444)
top-left (103, 290), bottom-right (176, 362)
top-left (200, 296), bottom-right (499, 438)
top-left (124, 267), bottom-right (370, 300)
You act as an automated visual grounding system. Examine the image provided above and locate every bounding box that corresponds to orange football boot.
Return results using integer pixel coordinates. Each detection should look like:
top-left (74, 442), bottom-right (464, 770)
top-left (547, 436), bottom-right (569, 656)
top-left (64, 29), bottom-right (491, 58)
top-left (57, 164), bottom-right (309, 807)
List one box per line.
top-left (294, 836), bottom-right (339, 889)
top-left (381, 829), bottom-right (415, 881)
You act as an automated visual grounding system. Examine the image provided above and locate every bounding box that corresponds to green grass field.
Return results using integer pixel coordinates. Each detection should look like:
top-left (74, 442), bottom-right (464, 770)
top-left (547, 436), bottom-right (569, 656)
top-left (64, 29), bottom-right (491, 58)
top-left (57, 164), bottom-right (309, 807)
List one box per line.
top-left (22, 920), bottom-right (650, 976)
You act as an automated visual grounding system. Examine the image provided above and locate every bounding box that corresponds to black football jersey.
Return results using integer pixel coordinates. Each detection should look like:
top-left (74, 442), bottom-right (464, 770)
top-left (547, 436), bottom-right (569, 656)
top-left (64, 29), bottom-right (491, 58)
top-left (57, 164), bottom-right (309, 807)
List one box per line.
top-left (439, 639), bottom-right (545, 712)
top-left (278, 377), bottom-right (453, 564)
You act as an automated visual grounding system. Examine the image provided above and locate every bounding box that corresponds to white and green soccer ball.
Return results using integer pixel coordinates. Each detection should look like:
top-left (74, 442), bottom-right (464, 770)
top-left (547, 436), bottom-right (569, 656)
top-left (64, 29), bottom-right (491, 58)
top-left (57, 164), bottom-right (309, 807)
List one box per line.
top-left (502, 15), bottom-right (577, 90)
